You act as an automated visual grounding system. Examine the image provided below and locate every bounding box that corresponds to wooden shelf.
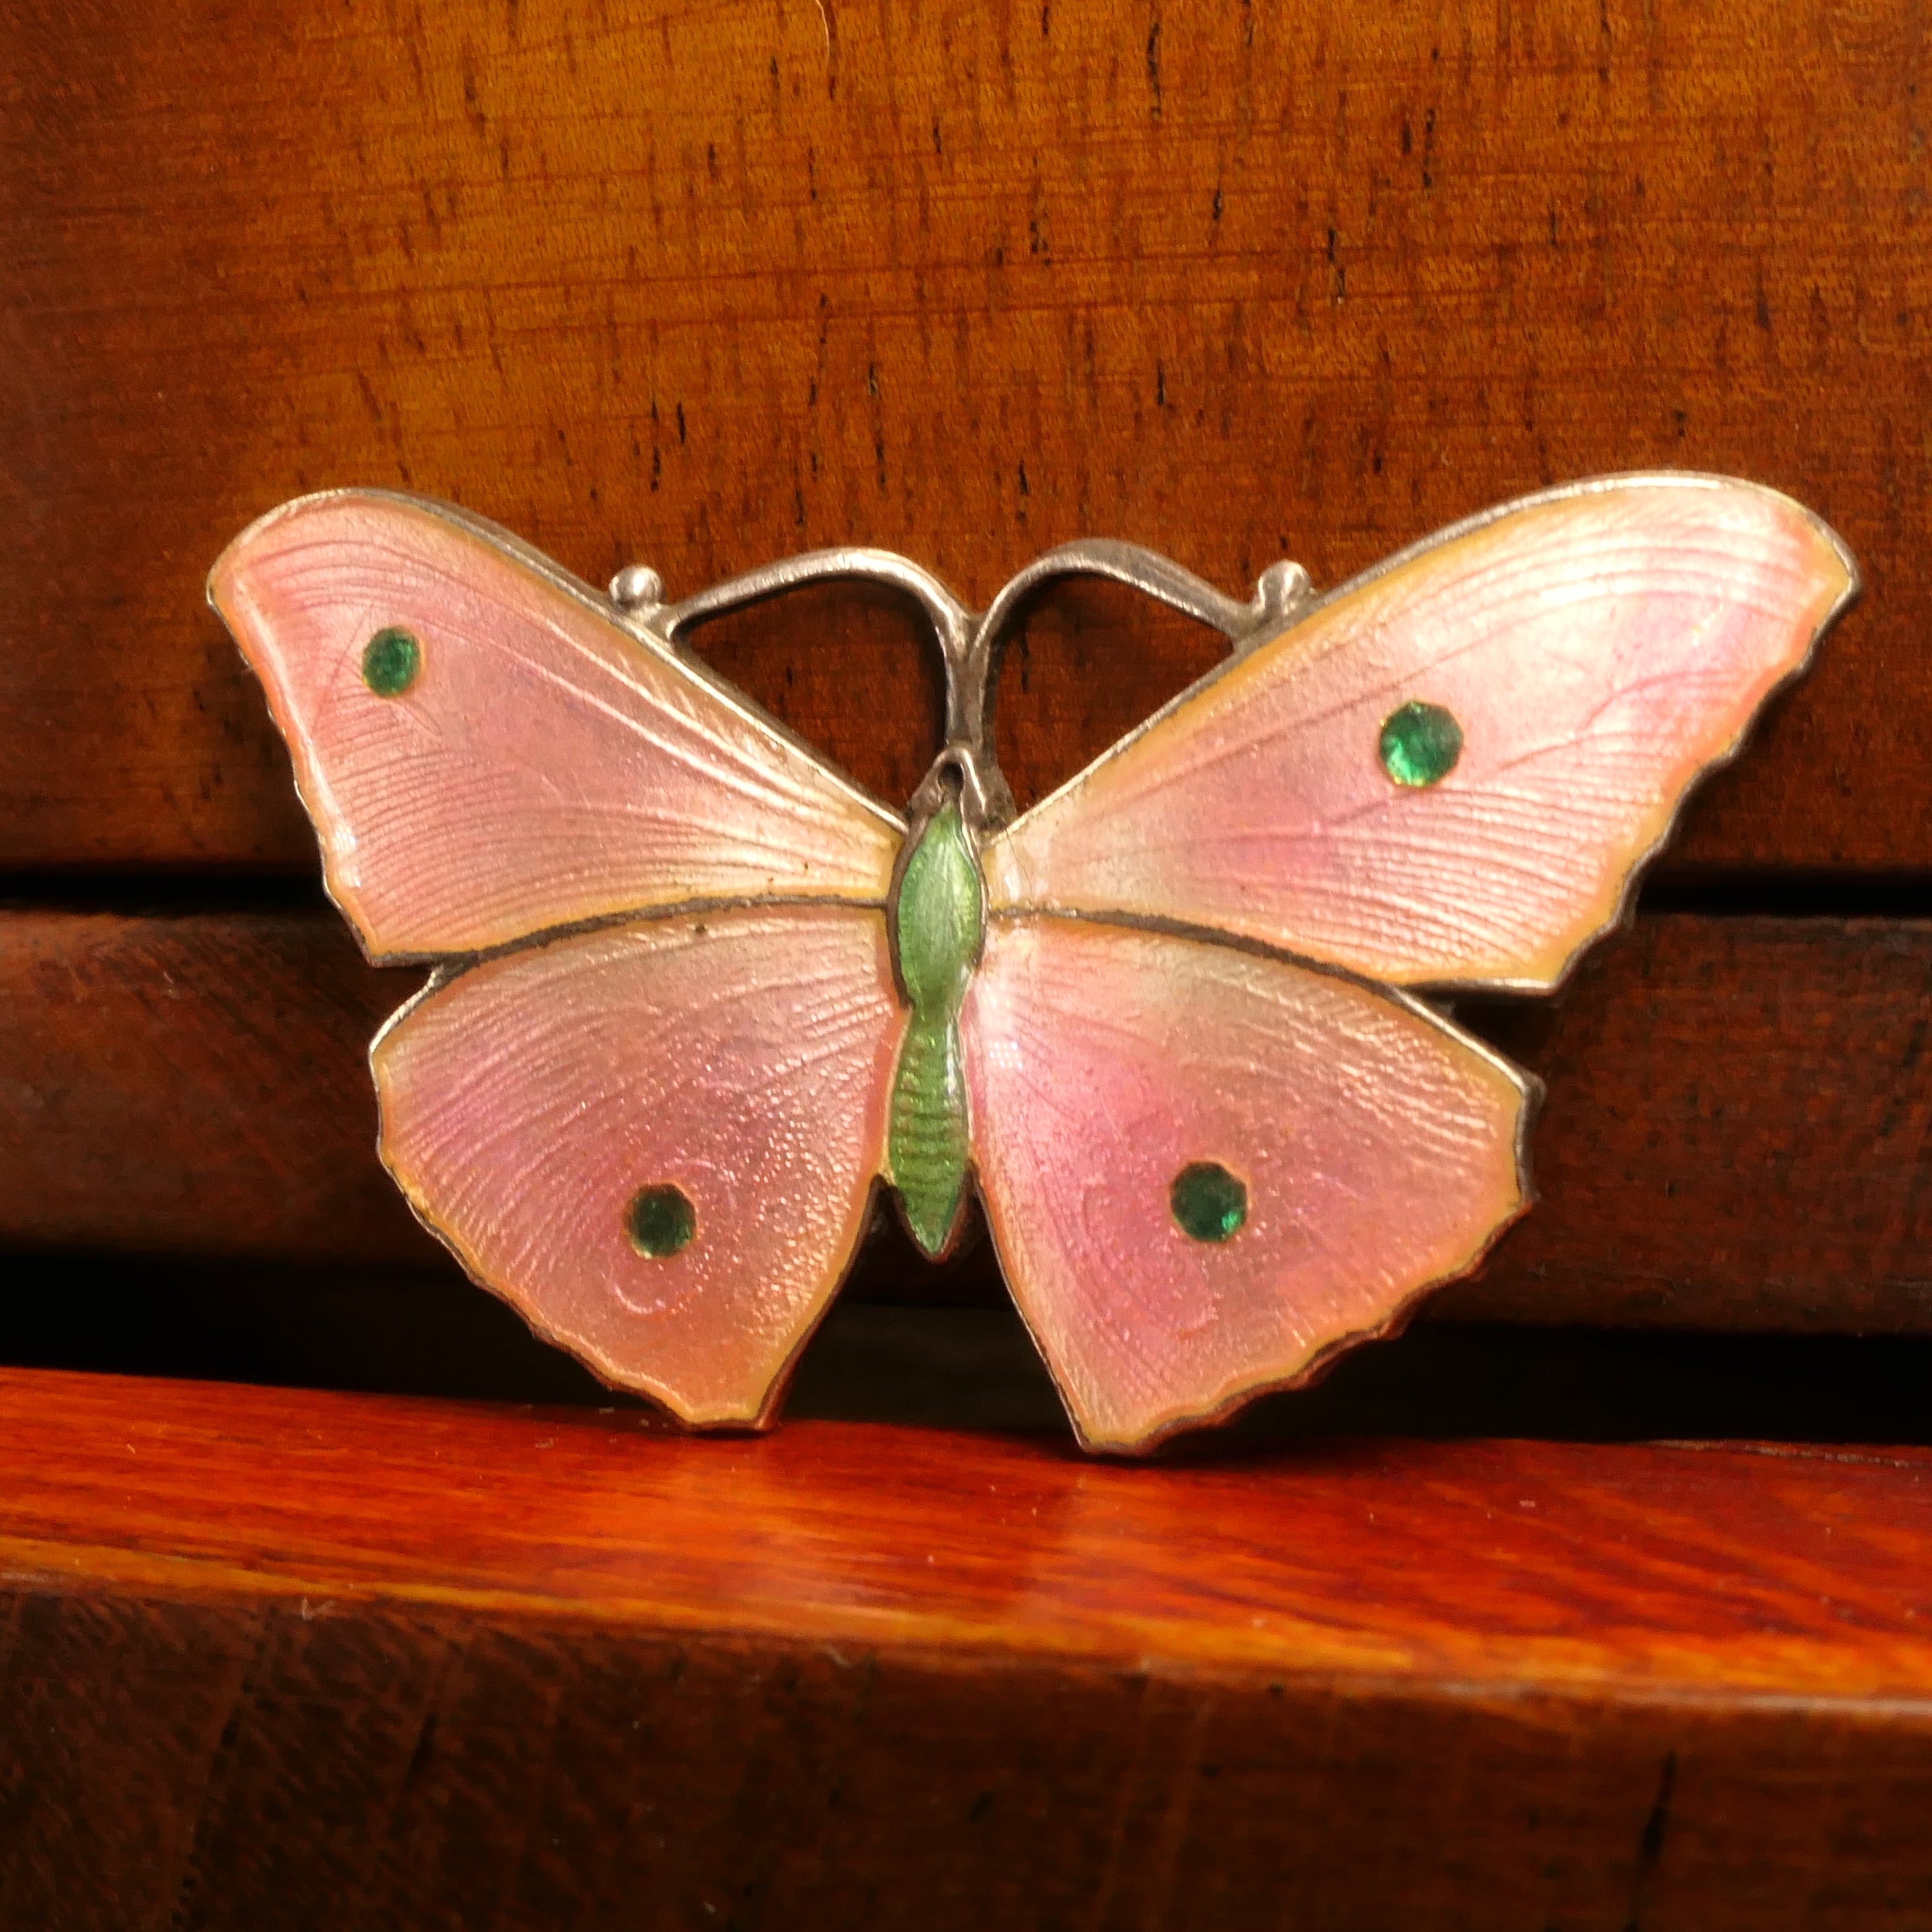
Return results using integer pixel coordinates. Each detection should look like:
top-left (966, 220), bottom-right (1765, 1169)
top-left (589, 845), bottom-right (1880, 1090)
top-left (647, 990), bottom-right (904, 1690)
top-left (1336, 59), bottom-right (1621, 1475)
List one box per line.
top-left (4, 1367), bottom-right (1930, 1927)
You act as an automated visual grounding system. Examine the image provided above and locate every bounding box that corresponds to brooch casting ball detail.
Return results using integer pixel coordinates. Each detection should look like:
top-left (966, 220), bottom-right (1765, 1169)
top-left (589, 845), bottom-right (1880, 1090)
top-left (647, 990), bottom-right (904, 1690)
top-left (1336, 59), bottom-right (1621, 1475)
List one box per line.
top-left (209, 475), bottom-right (1856, 1452)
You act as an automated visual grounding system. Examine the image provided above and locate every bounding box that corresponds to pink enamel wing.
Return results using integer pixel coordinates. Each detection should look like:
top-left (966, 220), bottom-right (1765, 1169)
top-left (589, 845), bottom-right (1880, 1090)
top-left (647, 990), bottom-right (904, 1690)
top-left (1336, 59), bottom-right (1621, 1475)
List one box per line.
top-left (209, 477), bottom-right (1856, 1452)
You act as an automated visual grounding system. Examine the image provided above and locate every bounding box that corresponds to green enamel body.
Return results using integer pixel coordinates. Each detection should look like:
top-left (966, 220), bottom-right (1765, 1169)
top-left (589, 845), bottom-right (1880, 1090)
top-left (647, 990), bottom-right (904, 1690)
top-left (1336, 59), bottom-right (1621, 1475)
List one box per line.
top-left (888, 802), bottom-right (982, 1256)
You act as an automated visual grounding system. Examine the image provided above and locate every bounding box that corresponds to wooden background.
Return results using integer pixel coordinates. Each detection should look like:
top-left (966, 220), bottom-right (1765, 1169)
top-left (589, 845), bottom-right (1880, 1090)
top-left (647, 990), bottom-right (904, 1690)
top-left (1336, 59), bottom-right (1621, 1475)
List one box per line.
top-left (6, 0), bottom-right (1932, 1922)
top-left (5, 0), bottom-right (1929, 873)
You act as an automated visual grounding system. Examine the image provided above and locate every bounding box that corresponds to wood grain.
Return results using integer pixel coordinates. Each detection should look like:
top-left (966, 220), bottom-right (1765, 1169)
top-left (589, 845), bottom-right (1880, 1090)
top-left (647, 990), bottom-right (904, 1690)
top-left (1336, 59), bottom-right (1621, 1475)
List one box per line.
top-left (3, 0), bottom-right (1926, 871)
top-left (6, 905), bottom-right (1931, 1334)
top-left (0, 906), bottom-right (426, 1265)
top-left (1454, 916), bottom-right (1932, 1330)
top-left (2, 1367), bottom-right (1930, 1929)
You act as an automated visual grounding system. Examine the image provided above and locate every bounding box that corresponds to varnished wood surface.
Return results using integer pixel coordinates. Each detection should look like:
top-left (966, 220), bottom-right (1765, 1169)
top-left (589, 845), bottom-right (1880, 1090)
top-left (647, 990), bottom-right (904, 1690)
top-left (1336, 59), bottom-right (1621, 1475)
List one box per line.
top-left (4, 0), bottom-right (1927, 873)
top-left (4, 1366), bottom-right (1929, 1697)
top-left (7, 905), bottom-right (1931, 1333)
top-left (3, 1368), bottom-right (1931, 1929)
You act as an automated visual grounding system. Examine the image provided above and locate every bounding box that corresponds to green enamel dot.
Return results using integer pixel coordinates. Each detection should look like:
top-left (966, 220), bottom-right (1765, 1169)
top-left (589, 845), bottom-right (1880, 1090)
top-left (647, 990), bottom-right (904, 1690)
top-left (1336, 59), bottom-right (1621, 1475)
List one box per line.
top-left (625, 1184), bottom-right (696, 1259)
top-left (1378, 699), bottom-right (1463, 788)
top-left (361, 626), bottom-right (422, 696)
top-left (1170, 1162), bottom-right (1248, 1244)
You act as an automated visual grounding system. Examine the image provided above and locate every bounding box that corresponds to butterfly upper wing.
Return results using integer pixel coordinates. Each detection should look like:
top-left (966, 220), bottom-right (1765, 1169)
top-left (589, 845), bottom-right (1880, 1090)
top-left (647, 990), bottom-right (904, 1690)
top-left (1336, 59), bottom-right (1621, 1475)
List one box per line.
top-left (211, 490), bottom-right (902, 961)
top-left (373, 905), bottom-right (906, 1425)
top-left (983, 477), bottom-right (1855, 990)
top-left (960, 916), bottom-right (1531, 1451)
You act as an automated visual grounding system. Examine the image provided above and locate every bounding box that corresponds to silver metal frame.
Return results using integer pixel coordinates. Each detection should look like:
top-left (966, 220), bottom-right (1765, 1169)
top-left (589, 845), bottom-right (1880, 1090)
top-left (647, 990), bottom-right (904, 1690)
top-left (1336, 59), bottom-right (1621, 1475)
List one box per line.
top-left (638, 538), bottom-right (1315, 831)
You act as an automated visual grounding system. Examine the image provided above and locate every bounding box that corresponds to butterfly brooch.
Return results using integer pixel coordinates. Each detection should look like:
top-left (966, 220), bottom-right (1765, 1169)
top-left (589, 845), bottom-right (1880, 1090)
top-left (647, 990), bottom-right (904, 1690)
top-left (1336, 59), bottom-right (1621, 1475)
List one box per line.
top-left (210, 475), bottom-right (1855, 1451)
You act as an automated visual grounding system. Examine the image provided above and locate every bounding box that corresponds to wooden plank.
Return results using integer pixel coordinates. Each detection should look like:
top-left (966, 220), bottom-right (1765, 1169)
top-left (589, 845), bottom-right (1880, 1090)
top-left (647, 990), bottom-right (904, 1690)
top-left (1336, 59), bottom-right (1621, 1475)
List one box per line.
top-left (1455, 920), bottom-right (1932, 1330)
top-left (2, 1367), bottom-right (1929, 1929)
top-left (3, 0), bottom-right (1928, 872)
top-left (0, 907), bottom-right (424, 1266)
top-left (5, 906), bottom-right (1931, 1334)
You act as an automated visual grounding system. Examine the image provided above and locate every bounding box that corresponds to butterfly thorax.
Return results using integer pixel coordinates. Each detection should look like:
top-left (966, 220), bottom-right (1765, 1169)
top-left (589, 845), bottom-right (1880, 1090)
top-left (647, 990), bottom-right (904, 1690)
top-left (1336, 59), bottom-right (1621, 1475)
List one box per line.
top-left (886, 801), bottom-right (984, 1256)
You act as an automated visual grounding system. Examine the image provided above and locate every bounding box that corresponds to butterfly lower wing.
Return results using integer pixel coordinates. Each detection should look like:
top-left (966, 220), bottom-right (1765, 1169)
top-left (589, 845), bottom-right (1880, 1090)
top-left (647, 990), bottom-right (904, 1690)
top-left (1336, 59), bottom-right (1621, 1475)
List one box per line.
top-left (960, 916), bottom-right (1531, 1452)
top-left (372, 905), bottom-right (906, 1425)
top-left (211, 491), bottom-right (902, 960)
top-left (985, 477), bottom-right (1854, 990)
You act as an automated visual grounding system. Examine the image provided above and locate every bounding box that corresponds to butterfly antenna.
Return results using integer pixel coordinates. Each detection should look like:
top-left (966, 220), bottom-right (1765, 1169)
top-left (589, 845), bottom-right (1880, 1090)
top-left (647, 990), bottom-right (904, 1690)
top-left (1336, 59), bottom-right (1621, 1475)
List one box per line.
top-left (621, 539), bottom-right (1312, 831)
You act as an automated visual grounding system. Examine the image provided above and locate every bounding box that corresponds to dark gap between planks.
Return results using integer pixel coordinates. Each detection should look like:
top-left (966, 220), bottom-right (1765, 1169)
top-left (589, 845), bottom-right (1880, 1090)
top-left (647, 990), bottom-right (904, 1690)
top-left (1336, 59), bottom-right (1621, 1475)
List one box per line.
top-left (6, 869), bottom-right (1932, 920)
top-left (4, 1250), bottom-right (1930, 1446)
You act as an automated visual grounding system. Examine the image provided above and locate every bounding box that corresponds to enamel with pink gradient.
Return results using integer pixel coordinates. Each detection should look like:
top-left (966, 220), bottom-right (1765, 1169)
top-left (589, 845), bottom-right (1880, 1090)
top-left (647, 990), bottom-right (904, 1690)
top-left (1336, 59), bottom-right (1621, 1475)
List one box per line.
top-left (985, 480), bottom-right (1855, 989)
top-left (961, 917), bottom-right (1531, 1451)
top-left (372, 906), bottom-right (905, 1426)
top-left (210, 491), bottom-right (901, 960)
